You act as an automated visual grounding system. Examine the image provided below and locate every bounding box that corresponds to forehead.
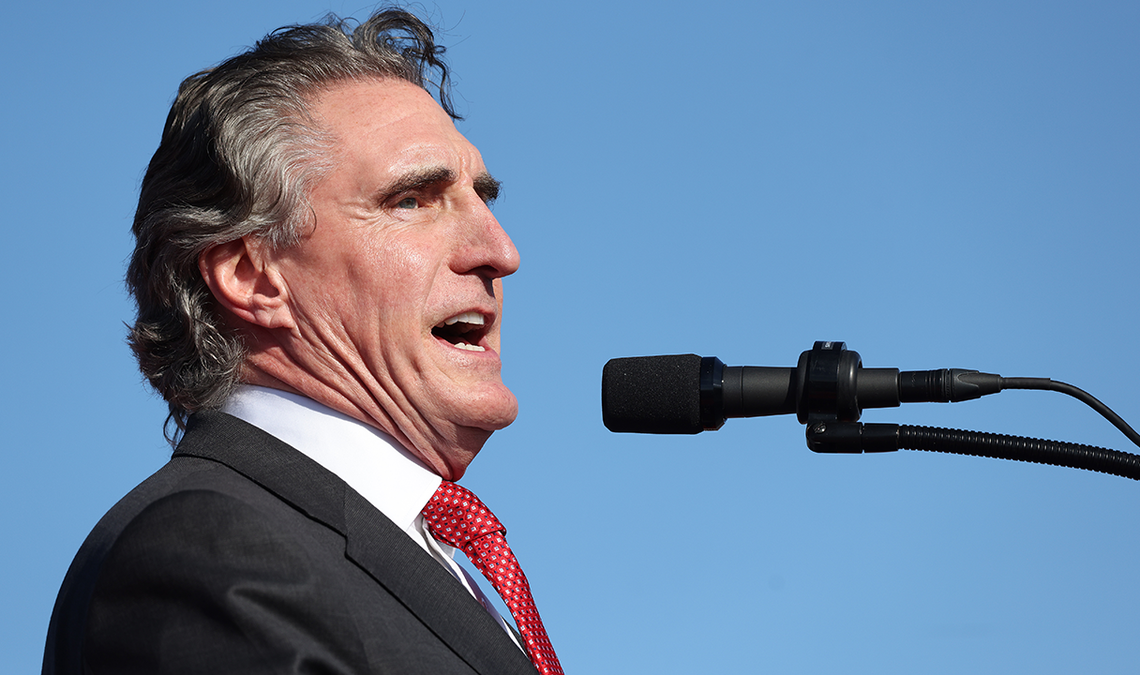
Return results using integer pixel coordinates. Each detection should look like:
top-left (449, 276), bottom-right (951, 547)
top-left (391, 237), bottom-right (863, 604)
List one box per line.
top-left (309, 77), bottom-right (481, 172)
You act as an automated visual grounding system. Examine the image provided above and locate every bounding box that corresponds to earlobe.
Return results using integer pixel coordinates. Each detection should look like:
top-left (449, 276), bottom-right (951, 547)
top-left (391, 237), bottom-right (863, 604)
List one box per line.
top-left (199, 238), bottom-right (296, 329)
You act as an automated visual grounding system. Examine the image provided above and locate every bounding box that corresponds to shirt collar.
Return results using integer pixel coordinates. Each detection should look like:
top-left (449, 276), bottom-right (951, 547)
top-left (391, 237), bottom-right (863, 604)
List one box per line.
top-left (220, 385), bottom-right (442, 534)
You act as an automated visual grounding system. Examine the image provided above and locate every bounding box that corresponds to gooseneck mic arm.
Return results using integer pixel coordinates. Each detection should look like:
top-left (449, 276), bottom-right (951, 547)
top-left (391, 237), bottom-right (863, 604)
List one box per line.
top-left (601, 341), bottom-right (1140, 481)
top-left (804, 421), bottom-right (1140, 481)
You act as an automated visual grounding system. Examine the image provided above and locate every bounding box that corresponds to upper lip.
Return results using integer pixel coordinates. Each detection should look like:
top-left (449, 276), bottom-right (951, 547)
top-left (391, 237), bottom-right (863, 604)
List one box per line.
top-left (440, 310), bottom-right (486, 328)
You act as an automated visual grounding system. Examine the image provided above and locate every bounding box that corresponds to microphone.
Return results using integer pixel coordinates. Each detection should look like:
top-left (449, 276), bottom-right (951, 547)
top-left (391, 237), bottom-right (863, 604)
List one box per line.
top-left (601, 341), bottom-right (1003, 434)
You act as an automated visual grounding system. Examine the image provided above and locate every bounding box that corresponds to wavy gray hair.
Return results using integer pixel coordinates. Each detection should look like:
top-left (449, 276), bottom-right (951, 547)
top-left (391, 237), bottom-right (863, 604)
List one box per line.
top-left (126, 9), bottom-right (457, 443)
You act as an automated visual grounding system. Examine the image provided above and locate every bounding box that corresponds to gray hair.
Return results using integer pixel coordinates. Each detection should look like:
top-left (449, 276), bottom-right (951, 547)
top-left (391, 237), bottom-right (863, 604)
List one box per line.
top-left (126, 9), bottom-right (457, 443)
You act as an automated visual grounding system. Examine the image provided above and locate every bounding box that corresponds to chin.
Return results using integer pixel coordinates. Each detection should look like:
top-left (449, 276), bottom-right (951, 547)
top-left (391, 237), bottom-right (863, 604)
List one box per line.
top-left (474, 391), bottom-right (520, 431)
top-left (454, 382), bottom-right (518, 431)
top-left (435, 393), bottom-right (517, 481)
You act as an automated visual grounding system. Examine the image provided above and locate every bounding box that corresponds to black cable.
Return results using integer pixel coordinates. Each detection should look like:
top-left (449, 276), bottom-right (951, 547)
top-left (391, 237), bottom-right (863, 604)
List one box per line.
top-left (1001, 377), bottom-right (1140, 449)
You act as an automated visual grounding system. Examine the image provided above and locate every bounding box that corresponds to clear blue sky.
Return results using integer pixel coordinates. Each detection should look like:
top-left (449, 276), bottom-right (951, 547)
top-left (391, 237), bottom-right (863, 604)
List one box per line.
top-left (4, 1), bottom-right (1138, 673)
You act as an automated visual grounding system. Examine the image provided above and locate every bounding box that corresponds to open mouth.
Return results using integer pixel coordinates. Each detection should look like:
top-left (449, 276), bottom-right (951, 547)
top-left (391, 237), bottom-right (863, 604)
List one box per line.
top-left (432, 311), bottom-right (489, 352)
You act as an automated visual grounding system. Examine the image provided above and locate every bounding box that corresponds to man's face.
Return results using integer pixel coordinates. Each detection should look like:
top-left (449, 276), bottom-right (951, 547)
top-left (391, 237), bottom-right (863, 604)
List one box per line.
top-left (268, 78), bottom-right (520, 479)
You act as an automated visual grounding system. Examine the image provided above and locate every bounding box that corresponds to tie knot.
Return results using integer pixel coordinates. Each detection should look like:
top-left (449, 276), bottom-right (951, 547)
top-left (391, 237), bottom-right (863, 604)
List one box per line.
top-left (422, 481), bottom-right (505, 549)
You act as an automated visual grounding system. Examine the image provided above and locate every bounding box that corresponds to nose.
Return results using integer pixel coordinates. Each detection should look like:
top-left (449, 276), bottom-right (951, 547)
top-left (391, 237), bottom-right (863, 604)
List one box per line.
top-left (456, 197), bottom-right (520, 281)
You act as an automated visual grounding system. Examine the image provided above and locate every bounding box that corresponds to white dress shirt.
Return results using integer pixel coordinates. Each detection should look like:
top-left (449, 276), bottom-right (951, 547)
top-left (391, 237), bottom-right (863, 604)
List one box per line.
top-left (221, 385), bottom-right (520, 646)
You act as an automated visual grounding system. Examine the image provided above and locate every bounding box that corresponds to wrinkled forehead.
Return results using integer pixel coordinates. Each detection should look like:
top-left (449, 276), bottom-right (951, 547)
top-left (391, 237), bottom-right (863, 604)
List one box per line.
top-left (309, 78), bottom-right (453, 140)
top-left (310, 77), bottom-right (486, 179)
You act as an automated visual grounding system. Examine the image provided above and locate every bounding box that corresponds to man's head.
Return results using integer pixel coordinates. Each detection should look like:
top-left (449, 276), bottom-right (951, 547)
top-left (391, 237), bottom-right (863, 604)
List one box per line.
top-left (128, 10), bottom-right (518, 478)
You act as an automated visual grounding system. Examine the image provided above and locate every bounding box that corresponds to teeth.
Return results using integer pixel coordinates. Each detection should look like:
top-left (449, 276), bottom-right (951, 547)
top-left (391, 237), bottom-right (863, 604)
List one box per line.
top-left (455, 342), bottom-right (486, 352)
top-left (443, 311), bottom-right (484, 327)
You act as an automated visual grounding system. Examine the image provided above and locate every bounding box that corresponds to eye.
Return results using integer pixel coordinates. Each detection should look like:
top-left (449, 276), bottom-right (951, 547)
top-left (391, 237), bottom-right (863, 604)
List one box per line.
top-left (396, 197), bottom-right (419, 209)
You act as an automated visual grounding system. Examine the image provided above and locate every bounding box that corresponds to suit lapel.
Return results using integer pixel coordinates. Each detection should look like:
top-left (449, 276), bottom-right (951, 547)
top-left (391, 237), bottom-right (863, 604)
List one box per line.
top-left (175, 411), bottom-right (537, 675)
top-left (342, 489), bottom-right (538, 674)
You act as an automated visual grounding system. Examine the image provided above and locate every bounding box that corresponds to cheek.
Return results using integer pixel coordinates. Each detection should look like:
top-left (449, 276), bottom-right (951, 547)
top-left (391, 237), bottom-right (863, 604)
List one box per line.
top-left (355, 230), bottom-right (436, 283)
top-left (346, 246), bottom-right (440, 325)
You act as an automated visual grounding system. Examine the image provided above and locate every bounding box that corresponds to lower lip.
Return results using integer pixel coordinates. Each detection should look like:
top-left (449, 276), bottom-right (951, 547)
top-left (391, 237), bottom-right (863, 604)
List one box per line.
top-left (434, 335), bottom-right (497, 358)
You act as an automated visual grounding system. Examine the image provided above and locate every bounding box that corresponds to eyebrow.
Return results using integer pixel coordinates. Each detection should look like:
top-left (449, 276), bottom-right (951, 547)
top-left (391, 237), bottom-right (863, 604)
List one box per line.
top-left (378, 166), bottom-right (456, 201)
top-left (376, 167), bottom-right (501, 204)
top-left (474, 172), bottom-right (501, 204)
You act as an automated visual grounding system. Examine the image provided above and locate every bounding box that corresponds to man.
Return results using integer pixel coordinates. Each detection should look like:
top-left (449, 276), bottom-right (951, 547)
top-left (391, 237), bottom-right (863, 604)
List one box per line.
top-left (43, 9), bottom-right (560, 675)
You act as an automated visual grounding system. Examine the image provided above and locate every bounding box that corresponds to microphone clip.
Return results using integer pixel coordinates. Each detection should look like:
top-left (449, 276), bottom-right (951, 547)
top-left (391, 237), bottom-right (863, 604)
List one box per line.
top-left (796, 341), bottom-right (866, 424)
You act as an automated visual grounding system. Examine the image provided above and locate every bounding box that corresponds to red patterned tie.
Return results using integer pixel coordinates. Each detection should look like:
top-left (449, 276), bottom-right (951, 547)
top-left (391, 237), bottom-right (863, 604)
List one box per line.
top-left (421, 481), bottom-right (564, 675)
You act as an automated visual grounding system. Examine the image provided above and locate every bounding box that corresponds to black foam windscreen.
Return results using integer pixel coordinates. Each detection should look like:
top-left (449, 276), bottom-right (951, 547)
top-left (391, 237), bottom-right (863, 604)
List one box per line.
top-left (602, 354), bottom-right (703, 434)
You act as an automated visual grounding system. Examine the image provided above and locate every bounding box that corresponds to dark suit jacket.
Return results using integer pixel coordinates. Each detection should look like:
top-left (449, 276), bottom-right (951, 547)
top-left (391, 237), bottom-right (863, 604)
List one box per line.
top-left (43, 411), bottom-right (539, 674)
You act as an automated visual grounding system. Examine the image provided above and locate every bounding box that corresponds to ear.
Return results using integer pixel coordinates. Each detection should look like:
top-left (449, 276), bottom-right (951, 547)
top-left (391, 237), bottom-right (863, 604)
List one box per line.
top-left (199, 237), bottom-right (295, 330)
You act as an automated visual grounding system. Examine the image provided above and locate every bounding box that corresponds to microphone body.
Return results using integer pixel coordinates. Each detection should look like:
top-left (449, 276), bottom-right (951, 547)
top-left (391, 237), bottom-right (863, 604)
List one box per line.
top-left (602, 342), bottom-right (1002, 434)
